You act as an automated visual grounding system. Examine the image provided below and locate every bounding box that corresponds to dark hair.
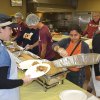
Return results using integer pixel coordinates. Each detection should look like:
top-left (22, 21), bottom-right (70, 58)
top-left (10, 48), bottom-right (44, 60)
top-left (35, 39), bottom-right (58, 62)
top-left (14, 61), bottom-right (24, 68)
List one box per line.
top-left (1, 26), bottom-right (6, 29)
top-left (68, 24), bottom-right (83, 35)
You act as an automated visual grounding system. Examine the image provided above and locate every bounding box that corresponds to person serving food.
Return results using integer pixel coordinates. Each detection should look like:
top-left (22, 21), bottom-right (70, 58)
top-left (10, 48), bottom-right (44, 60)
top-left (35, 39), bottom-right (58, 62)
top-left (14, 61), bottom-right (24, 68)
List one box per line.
top-left (0, 13), bottom-right (34, 100)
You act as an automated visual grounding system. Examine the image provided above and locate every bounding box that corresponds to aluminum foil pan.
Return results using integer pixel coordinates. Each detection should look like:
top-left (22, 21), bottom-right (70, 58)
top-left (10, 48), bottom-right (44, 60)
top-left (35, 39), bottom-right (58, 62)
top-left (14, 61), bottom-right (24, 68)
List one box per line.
top-left (52, 53), bottom-right (100, 68)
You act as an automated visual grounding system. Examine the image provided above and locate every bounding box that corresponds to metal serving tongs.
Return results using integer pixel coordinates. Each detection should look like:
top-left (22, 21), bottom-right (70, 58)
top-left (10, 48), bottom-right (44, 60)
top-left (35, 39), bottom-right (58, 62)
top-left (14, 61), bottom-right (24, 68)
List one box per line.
top-left (17, 48), bottom-right (26, 57)
top-left (17, 44), bottom-right (31, 56)
top-left (52, 53), bottom-right (100, 68)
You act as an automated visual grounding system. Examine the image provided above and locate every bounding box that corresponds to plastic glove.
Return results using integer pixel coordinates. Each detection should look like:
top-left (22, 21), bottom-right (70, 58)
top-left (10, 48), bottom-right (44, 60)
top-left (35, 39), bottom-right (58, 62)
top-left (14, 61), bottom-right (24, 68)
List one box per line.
top-left (25, 44), bottom-right (33, 50)
top-left (57, 47), bottom-right (68, 57)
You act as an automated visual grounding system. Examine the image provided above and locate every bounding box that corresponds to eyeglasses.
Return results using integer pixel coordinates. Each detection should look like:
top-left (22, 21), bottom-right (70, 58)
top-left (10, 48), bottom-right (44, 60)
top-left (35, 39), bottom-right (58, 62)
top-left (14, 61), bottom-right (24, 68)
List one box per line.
top-left (69, 34), bottom-right (79, 37)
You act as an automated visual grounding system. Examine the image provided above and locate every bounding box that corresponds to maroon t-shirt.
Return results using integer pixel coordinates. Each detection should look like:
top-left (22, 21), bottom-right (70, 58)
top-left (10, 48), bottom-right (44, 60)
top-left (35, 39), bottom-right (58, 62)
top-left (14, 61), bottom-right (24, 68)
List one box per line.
top-left (12, 22), bottom-right (27, 38)
top-left (39, 25), bottom-right (55, 60)
top-left (83, 20), bottom-right (99, 38)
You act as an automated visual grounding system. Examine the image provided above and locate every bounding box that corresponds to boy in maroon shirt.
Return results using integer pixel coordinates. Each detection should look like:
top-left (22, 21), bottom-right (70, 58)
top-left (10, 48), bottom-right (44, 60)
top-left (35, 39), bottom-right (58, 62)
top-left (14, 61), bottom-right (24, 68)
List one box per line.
top-left (26, 14), bottom-right (55, 60)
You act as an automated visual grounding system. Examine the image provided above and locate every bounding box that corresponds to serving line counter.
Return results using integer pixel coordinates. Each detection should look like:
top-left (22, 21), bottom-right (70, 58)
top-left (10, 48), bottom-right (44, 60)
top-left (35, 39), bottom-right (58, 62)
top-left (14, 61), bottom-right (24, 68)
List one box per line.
top-left (19, 70), bottom-right (98, 100)
top-left (5, 42), bottom-right (68, 91)
top-left (5, 41), bottom-right (99, 100)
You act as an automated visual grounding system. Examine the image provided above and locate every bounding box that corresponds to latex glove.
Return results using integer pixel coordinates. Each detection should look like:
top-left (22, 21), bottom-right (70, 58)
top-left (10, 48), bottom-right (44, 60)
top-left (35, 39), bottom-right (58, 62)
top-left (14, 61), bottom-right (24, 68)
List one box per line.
top-left (25, 44), bottom-right (32, 50)
top-left (57, 48), bottom-right (68, 57)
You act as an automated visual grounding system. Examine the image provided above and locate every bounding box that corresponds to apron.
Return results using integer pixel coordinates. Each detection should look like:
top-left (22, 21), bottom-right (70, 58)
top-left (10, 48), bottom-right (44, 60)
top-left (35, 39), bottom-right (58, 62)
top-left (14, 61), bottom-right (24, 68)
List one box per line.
top-left (92, 64), bottom-right (100, 97)
top-left (0, 50), bottom-right (20, 100)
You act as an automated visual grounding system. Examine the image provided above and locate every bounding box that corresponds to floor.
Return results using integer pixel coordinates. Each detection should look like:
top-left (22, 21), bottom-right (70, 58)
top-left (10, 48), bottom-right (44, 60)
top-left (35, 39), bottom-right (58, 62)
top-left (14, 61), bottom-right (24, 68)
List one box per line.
top-left (83, 80), bottom-right (100, 100)
top-left (83, 67), bottom-right (100, 99)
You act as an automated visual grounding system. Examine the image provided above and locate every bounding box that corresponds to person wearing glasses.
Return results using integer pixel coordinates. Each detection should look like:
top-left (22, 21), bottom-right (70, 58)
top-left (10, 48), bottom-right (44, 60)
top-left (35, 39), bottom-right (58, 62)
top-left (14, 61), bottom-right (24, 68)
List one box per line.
top-left (0, 14), bottom-right (34, 100)
top-left (52, 24), bottom-right (90, 87)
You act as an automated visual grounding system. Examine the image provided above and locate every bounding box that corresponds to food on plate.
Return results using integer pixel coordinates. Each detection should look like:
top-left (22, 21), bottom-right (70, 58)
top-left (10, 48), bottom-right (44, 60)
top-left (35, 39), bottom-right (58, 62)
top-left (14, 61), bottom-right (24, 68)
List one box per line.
top-left (42, 62), bottom-right (64, 76)
top-left (36, 66), bottom-right (47, 72)
top-left (32, 61), bottom-right (39, 66)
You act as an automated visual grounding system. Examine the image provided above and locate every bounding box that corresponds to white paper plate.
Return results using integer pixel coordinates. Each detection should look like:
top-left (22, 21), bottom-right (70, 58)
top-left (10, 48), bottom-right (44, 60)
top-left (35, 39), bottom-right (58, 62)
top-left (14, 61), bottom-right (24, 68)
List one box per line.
top-left (18, 59), bottom-right (42, 70)
top-left (25, 63), bottom-right (50, 78)
top-left (59, 90), bottom-right (87, 100)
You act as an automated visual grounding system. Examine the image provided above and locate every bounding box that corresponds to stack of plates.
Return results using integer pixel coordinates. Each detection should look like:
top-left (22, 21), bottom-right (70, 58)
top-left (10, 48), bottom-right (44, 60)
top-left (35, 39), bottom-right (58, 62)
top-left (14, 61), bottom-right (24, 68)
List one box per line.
top-left (59, 90), bottom-right (87, 100)
top-left (18, 59), bottom-right (51, 78)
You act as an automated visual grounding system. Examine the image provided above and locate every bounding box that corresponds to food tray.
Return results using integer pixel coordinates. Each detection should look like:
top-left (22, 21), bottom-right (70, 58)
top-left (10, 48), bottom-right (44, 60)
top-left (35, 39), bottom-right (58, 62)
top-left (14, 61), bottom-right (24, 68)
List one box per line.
top-left (14, 50), bottom-right (40, 61)
top-left (4, 41), bottom-right (14, 46)
top-left (7, 45), bottom-right (23, 52)
top-left (36, 70), bottom-right (67, 92)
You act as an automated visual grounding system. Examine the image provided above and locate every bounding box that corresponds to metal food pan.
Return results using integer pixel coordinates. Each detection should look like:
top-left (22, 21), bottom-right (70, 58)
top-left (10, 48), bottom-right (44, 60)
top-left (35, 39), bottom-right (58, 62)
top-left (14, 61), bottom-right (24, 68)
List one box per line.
top-left (14, 50), bottom-right (40, 61)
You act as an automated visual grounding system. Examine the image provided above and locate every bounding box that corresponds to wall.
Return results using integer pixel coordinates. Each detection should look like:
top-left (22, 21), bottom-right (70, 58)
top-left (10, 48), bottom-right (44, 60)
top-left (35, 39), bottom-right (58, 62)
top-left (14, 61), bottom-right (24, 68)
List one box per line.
top-left (0, 0), bottom-right (26, 17)
top-left (77, 0), bottom-right (100, 11)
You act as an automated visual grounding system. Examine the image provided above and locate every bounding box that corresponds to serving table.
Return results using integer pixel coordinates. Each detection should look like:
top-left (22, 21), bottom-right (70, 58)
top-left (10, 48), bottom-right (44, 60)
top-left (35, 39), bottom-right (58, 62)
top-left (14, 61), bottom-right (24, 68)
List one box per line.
top-left (19, 70), bottom-right (98, 100)
top-left (6, 42), bottom-right (98, 100)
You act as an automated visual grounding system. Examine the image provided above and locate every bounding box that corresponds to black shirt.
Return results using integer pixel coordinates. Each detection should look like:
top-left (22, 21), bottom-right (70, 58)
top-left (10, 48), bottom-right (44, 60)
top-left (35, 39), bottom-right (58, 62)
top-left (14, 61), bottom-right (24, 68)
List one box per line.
top-left (0, 67), bottom-right (23, 89)
top-left (92, 33), bottom-right (100, 76)
top-left (16, 28), bottom-right (39, 55)
top-left (0, 40), bottom-right (23, 89)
